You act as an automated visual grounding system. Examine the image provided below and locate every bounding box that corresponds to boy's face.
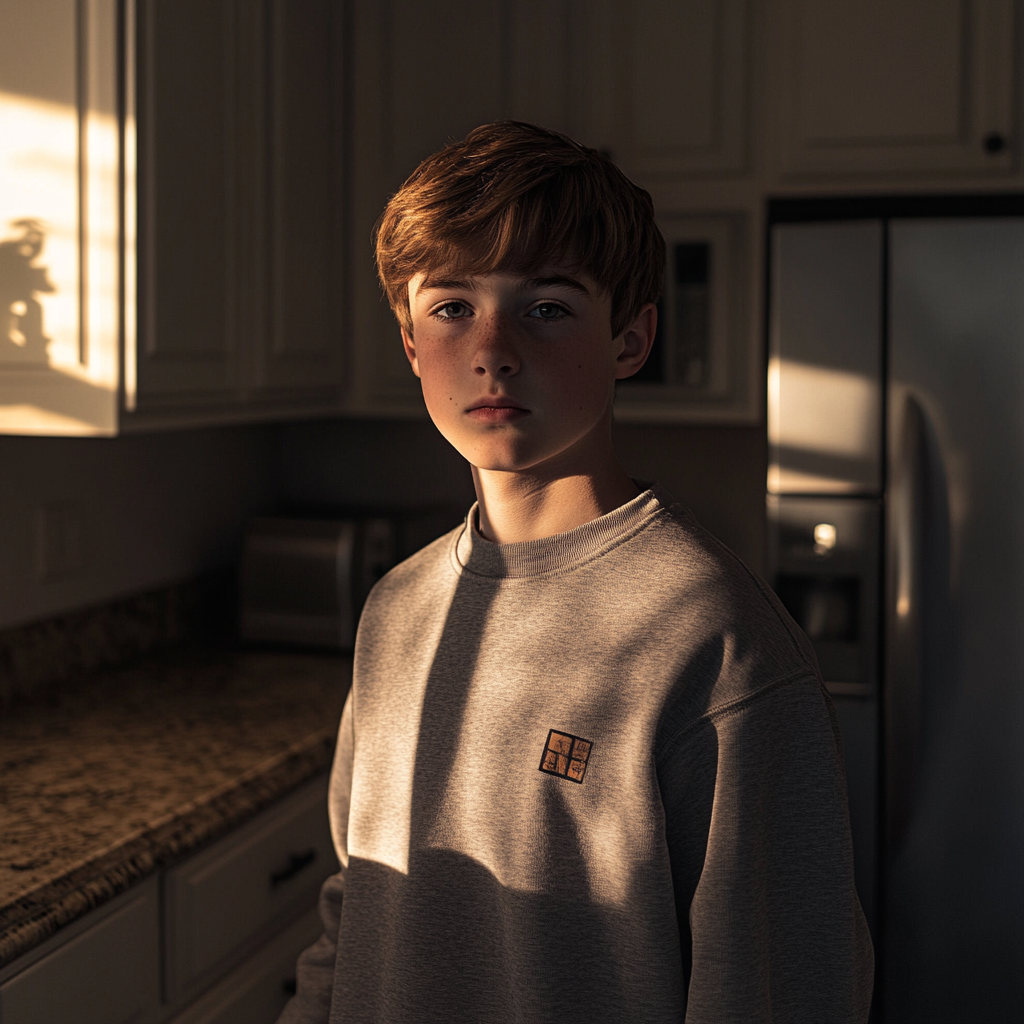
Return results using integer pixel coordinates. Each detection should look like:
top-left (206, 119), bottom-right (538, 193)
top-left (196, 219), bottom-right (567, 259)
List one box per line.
top-left (401, 267), bottom-right (652, 475)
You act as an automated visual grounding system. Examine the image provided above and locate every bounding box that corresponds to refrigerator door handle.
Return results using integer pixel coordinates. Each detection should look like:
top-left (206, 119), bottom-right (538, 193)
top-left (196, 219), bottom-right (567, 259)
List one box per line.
top-left (885, 394), bottom-right (929, 854)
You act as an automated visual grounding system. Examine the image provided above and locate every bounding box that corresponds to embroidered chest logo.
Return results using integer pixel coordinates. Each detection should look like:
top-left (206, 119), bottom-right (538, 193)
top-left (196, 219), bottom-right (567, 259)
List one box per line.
top-left (539, 729), bottom-right (594, 784)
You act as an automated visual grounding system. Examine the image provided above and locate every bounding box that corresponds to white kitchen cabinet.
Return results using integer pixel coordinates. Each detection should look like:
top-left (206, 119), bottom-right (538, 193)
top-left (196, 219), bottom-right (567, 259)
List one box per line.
top-left (134, 0), bottom-right (239, 409)
top-left (0, 775), bottom-right (335, 1024)
top-left (0, 0), bottom-right (345, 436)
top-left (766, 0), bottom-right (1018, 184)
top-left (136, 0), bottom-right (346, 423)
top-left (571, 0), bottom-right (751, 180)
top-left (254, 0), bottom-right (346, 402)
top-left (165, 908), bottom-right (321, 1024)
top-left (0, 877), bottom-right (161, 1024)
top-left (164, 775), bottom-right (336, 1008)
top-left (0, 0), bottom-right (122, 436)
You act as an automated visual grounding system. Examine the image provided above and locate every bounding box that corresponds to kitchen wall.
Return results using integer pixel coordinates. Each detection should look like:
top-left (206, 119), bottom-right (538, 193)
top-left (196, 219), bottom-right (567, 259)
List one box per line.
top-left (613, 422), bottom-right (765, 571)
top-left (276, 416), bottom-right (767, 572)
top-left (0, 426), bottom-right (276, 629)
top-left (275, 417), bottom-right (475, 514)
top-left (0, 414), bottom-right (766, 632)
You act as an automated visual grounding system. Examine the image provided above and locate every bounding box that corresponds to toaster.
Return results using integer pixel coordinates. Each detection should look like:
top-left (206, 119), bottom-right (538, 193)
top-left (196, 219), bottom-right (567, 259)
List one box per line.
top-left (239, 516), bottom-right (395, 650)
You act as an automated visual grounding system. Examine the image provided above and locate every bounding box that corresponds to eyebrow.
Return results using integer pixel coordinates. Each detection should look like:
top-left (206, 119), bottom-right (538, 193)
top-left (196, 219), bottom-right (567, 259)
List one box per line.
top-left (415, 274), bottom-right (592, 296)
top-left (417, 277), bottom-right (475, 293)
top-left (518, 275), bottom-right (591, 295)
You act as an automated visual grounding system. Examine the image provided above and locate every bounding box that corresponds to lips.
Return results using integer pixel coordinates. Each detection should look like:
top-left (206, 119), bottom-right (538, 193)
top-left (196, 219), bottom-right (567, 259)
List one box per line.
top-left (468, 395), bottom-right (526, 411)
top-left (466, 395), bottom-right (529, 422)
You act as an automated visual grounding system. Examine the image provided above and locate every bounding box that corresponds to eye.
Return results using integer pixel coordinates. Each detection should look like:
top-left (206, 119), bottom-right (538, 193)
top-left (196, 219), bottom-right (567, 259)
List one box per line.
top-left (431, 300), bottom-right (472, 321)
top-left (528, 302), bottom-right (568, 320)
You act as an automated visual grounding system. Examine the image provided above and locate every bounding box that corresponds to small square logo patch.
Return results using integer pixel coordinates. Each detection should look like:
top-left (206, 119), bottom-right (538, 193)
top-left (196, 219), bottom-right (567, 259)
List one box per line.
top-left (539, 729), bottom-right (593, 784)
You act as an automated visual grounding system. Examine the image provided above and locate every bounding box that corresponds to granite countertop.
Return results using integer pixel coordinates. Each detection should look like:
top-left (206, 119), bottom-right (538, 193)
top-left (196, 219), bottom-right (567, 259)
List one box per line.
top-left (0, 646), bottom-right (351, 970)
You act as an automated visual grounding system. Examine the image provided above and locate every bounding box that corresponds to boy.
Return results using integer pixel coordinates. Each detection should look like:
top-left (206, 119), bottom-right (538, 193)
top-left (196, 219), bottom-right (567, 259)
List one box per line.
top-left (280, 121), bottom-right (873, 1023)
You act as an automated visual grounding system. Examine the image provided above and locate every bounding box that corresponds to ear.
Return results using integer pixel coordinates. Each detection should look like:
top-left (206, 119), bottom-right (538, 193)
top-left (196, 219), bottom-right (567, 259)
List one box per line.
top-left (614, 303), bottom-right (657, 380)
top-left (400, 326), bottom-right (421, 378)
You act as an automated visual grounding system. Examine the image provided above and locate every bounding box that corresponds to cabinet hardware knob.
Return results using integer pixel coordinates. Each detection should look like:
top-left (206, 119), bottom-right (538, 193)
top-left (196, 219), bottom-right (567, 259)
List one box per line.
top-left (270, 847), bottom-right (317, 888)
top-left (983, 132), bottom-right (1007, 154)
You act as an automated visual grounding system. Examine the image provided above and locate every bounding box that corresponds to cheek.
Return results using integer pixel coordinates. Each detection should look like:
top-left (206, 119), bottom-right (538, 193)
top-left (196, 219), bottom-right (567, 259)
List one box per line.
top-left (415, 350), bottom-right (465, 419)
top-left (549, 351), bottom-right (615, 415)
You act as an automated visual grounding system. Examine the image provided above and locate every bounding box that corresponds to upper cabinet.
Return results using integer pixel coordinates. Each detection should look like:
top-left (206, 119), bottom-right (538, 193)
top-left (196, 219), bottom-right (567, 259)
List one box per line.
top-left (573, 0), bottom-right (751, 180)
top-left (135, 0), bottom-right (345, 424)
top-left (5, 1), bottom-right (1021, 434)
top-left (0, 0), bottom-right (345, 436)
top-left (0, 0), bottom-right (121, 435)
top-left (766, 0), bottom-right (1018, 185)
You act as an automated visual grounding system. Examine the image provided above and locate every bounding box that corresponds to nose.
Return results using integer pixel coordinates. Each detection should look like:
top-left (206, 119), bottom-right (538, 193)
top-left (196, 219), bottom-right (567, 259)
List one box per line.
top-left (472, 313), bottom-right (520, 377)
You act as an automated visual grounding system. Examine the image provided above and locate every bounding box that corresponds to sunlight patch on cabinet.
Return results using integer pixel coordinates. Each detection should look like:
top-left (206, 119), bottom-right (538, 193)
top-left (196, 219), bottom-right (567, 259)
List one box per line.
top-left (0, 1), bottom-right (121, 435)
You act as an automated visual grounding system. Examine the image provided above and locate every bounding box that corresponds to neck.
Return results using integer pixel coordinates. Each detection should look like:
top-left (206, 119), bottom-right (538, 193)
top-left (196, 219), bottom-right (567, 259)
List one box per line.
top-left (471, 438), bottom-right (640, 544)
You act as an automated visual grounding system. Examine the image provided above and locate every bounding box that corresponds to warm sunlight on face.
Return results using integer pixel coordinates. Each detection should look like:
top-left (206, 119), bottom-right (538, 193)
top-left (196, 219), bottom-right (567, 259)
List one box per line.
top-left (402, 269), bottom-right (649, 476)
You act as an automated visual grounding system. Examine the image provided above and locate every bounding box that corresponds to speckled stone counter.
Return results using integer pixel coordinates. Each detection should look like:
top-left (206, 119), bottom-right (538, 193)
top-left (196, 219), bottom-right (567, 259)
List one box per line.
top-left (0, 646), bottom-right (351, 969)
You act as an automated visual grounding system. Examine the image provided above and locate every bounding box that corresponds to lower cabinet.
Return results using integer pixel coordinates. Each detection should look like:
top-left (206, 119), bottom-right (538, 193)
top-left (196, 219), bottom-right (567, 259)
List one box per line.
top-left (165, 908), bottom-right (322, 1024)
top-left (0, 879), bottom-right (161, 1024)
top-left (163, 775), bottom-right (336, 1010)
top-left (0, 775), bottom-right (336, 1024)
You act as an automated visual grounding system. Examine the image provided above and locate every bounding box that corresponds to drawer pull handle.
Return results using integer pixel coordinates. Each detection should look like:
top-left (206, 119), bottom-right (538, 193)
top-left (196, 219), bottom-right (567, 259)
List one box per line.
top-left (270, 848), bottom-right (317, 888)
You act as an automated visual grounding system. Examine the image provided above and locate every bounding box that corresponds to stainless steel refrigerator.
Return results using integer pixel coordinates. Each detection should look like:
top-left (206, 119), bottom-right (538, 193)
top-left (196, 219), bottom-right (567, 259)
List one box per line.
top-left (766, 201), bottom-right (1024, 1023)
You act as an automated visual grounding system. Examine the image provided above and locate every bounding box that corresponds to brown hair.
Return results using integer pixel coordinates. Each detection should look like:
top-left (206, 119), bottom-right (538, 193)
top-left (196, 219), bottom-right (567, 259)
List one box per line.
top-left (374, 121), bottom-right (665, 337)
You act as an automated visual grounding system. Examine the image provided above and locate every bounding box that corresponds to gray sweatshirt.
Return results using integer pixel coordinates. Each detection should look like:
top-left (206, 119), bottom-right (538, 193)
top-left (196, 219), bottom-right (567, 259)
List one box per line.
top-left (278, 488), bottom-right (873, 1023)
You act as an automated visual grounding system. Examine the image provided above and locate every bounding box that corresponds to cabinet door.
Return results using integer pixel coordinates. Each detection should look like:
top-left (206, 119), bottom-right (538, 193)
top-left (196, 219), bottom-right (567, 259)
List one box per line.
top-left (573, 0), bottom-right (750, 179)
top-left (250, 0), bottom-right (345, 402)
top-left (0, 0), bottom-right (121, 436)
top-left (768, 0), bottom-right (1017, 181)
top-left (134, 0), bottom-right (246, 409)
top-left (166, 908), bottom-right (322, 1024)
top-left (134, 0), bottom-right (348, 422)
top-left (0, 878), bottom-right (160, 1024)
top-left (163, 775), bottom-right (337, 1006)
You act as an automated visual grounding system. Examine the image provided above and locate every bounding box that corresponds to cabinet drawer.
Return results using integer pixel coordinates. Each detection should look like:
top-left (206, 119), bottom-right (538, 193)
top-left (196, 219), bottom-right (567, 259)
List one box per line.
top-left (164, 775), bottom-right (336, 1003)
top-left (167, 907), bottom-right (322, 1024)
top-left (0, 878), bottom-right (160, 1024)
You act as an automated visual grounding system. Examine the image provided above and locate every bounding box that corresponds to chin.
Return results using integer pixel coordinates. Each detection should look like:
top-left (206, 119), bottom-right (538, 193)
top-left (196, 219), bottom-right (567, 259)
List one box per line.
top-left (438, 420), bottom-right (597, 475)
top-left (453, 443), bottom-right (536, 473)
top-left (434, 427), bottom-right (524, 468)
top-left (473, 446), bottom-right (578, 476)
top-left (464, 452), bottom-right (532, 473)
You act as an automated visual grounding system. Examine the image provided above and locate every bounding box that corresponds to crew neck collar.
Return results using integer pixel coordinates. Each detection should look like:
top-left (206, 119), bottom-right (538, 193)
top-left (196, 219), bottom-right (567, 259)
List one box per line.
top-left (452, 484), bottom-right (670, 578)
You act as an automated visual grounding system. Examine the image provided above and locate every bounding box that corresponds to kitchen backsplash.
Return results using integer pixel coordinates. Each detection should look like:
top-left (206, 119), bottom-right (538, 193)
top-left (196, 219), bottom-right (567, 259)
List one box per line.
top-left (0, 571), bottom-right (234, 710)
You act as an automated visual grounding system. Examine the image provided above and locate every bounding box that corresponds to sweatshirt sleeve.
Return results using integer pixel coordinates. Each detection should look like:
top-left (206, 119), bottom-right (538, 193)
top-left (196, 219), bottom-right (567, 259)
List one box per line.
top-left (276, 693), bottom-right (355, 1024)
top-left (659, 674), bottom-right (874, 1024)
